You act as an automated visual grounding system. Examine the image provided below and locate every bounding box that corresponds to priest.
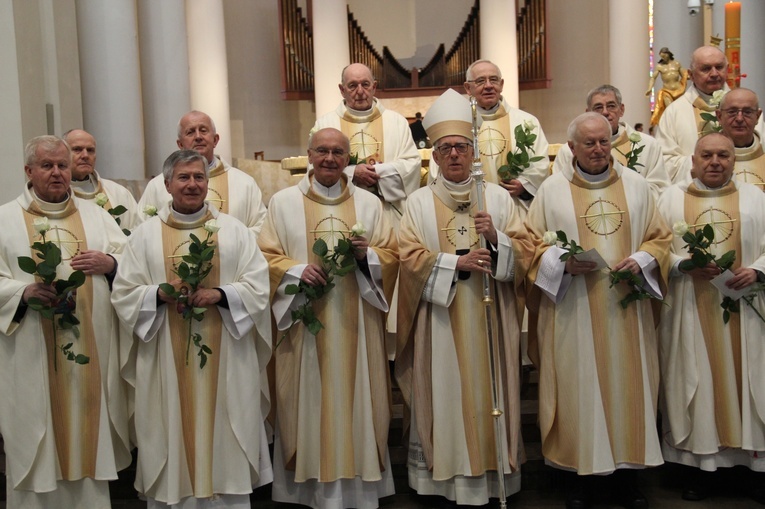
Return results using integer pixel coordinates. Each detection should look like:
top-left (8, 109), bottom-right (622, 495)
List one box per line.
top-left (717, 88), bottom-right (765, 189)
top-left (0, 135), bottom-right (131, 508)
top-left (112, 149), bottom-right (273, 507)
top-left (259, 127), bottom-right (399, 509)
top-left (526, 113), bottom-right (671, 508)
top-left (396, 89), bottom-right (533, 506)
top-left (657, 133), bottom-right (765, 505)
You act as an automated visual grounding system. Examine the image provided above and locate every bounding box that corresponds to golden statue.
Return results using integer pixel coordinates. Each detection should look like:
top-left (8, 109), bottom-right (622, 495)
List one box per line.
top-left (646, 47), bottom-right (688, 126)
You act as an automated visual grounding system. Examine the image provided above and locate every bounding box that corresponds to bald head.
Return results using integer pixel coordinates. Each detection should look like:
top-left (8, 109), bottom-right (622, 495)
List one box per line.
top-left (339, 64), bottom-right (377, 111)
top-left (176, 110), bottom-right (219, 163)
top-left (690, 46), bottom-right (728, 95)
top-left (63, 129), bottom-right (97, 180)
top-left (716, 88), bottom-right (762, 147)
top-left (692, 133), bottom-right (735, 188)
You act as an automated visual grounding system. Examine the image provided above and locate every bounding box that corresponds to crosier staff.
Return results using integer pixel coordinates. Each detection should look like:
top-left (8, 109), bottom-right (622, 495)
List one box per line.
top-left (469, 95), bottom-right (508, 509)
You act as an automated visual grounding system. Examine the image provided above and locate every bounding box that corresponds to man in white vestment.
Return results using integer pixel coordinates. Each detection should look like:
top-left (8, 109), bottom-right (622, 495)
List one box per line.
top-left (526, 113), bottom-right (672, 509)
top-left (395, 89), bottom-right (534, 506)
top-left (258, 128), bottom-right (399, 509)
top-left (553, 85), bottom-right (670, 200)
top-left (63, 128), bottom-right (141, 233)
top-left (657, 133), bottom-right (765, 505)
top-left (138, 110), bottom-right (267, 234)
top-left (655, 46), bottom-right (765, 184)
top-left (429, 60), bottom-right (549, 210)
top-left (717, 88), bottom-right (765, 190)
top-left (312, 63), bottom-right (419, 358)
top-left (0, 136), bottom-right (131, 508)
top-left (111, 150), bottom-right (273, 508)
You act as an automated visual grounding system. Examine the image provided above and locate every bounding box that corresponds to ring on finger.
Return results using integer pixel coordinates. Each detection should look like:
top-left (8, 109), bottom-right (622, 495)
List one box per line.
top-left (478, 260), bottom-right (483, 266)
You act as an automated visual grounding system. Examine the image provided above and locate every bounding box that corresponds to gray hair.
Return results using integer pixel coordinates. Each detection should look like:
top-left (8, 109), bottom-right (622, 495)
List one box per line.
top-left (465, 59), bottom-right (502, 81)
top-left (586, 84), bottom-right (622, 109)
top-left (24, 135), bottom-right (70, 166)
top-left (567, 112), bottom-right (611, 143)
top-left (176, 111), bottom-right (217, 139)
top-left (162, 149), bottom-right (208, 181)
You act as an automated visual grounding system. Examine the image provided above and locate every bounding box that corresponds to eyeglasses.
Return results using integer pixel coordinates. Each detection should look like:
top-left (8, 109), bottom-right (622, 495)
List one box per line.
top-left (344, 81), bottom-right (374, 92)
top-left (466, 76), bottom-right (501, 87)
top-left (590, 103), bottom-right (621, 113)
top-left (310, 147), bottom-right (347, 158)
top-left (722, 108), bottom-right (759, 119)
top-left (434, 143), bottom-right (471, 156)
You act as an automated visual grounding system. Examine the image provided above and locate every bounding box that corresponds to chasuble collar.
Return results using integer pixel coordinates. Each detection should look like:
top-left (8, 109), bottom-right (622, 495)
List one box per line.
top-left (208, 157), bottom-right (225, 178)
top-left (20, 184), bottom-right (78, 219)
top-left (733, 132), bottom-right (763, 161)
top-left (162, 203), bottom-right (216, 230)
top-left (429, 174), bottom-right (477, 211)
top-left (342, 99), bottom-right (382, 123)
top-left (478, 100), bottom-right (507, 121)
top-left (298, 171), bottom-right (354, 206)
top-left (687, 178), bottom-right (737, 197)
top-left (571, 158), bottom-right (619, 189)
top-left (70, 171), bottom-right (103, 198)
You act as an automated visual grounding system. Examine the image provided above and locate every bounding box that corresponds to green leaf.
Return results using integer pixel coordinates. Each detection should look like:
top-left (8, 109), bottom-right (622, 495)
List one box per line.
top-left (17, 257), bottom-right (38, 274)
top-left (723, 309), bottom-right (730, 324)
top-left (63, 342), bottom-right (73, 350)
top-left (716, 250), bottom-right (736, 271)
top-left (201, 247), bottom-right (214, 261)
top-left (36, 263), bottom-right (56, 279)
top-left (109, 205), bottom-right (127, 216)
top-left (122, 228), bottom-right (131, 236)
top-left (307, 319), bottom-right (324, 336)
top-left (202, 345), bottom-right (212, 354)
top-left (691, 250), bottom-right (709, 267)
top-left (313, 238), bottom-right (329, 257)
top-left (285, 284), bottom-right (300, 295)
top-left (68, 270), bottom-right (86, 286)
top-left (75, 354), bottom-right (90, 364)
top-left (192, 307), bottom-right (207, 315)
top-left (199, 353), bottom-right (207, 369)
top-left (189, 233), bottom-right (201, 245)
top-left (177, 263), bottom-right (190, 279)
top-left (702, 224), bottom-right (714, 242)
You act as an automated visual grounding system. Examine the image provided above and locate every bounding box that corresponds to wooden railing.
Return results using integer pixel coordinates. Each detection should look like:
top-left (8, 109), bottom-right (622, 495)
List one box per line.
top-left (278, 0), bottom-right (550, 98)
top-left (517, 0), bottom-right (550, 89)
top-left (278, 0), bottom-right (314, 100)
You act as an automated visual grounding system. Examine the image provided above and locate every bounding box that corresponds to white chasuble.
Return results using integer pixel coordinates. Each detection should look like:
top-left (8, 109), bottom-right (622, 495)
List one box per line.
top-left (526, 165), bottom-right (671, 475)
top-left (658, 181), bottom-right (765, 471)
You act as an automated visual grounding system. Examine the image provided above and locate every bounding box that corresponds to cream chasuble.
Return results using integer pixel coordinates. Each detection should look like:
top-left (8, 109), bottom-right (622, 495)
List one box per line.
top-left (657, 180), bottom-right (765, 470)
top-left (526, 164), bottom-right (671, 475)
top-left (733, 134), bottom-right (765, 191)
top-left (161, 211), bottom-right (223, 497)
top-left (259, 172), bottom-right (398, 498)
top-left (396, 178), bottom-right (533, 505)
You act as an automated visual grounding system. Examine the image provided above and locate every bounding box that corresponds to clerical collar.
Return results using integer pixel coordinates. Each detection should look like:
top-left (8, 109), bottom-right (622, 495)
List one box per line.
top-left (611, 124), bottom-right (625, 142)
top-left (734, 134), bottom-right (757, 149)
top-left (171, 204), bottom-right (208, 223)
top-left (207, 156), bottom-right (219, 170)
top-left (442, 175), bottom-right (473, 192)
top-left (32, 190), bottom-right (70, 213)
top-left (692, 177), bottom-right (733, 191)
top-left (575, 163), bottom-right (610, 183)
top-left (346, 104), bottom-right (375, 117)
top-left (70, 174), bottom-right (97, 194)
top-left (478, 99), bottom-right (502, 115)
top-left (311, 177), bottom-right (342, 198)
top-left (696, 88), bottom-right (714, 105)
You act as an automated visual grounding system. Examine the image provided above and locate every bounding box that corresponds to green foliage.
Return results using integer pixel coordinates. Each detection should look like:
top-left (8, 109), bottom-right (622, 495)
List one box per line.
top-left (17, 229), bottom-right (89, 370)
top-left (554, 230), bottom-right (585, 262)
top-left (608, 269), bottom-right (666, 309)
top-left (163, 228), bottom-right (217, 369)
top-left (699, 112), bottom-right (722, 134)
top-left (615, 140), bottom-right (646, 172)
top-left (497, 124), bottom-right (545, 181)
top-left (278, 231), bottom-right (361, 348)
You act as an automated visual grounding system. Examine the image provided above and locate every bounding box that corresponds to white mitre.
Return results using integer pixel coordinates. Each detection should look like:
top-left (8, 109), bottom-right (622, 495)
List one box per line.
top-left (423, 88), bottom-right (481, 143)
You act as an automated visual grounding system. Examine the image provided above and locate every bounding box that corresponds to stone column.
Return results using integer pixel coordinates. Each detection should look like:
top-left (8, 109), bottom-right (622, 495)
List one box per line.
top-left (312, 0), bottom-right (350, 118)
top-left (480, 0), bottom-right (519, 107)
top-left (0, 0), bottom-right (26, 204)
top-left (609, 0), bottom-right (650, 127)
top-left (76, 0), bottom-right (145, 180)
top-left (138, 0), bottom-right (191, 176)
top-left (185, 0), bottom-right (232, 162)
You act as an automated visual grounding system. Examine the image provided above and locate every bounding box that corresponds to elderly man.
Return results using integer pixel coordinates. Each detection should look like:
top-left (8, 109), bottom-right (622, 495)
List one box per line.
top-left (657, 133), bottom-right (765, 504)
top-left (63, 128), bottom-right (141, 233)
top-left (0, 136), bottom-right (130, 508)
top-left (717, 88), bottom-right (765, 189)
top-left (396, 89), bottom-right (533, 506)
top-left (526, 113), bottom-right (671, 508)
top-left (258, 127), bottom-right (398, 509)
top-left (655, 46), bottom-right (765, 184)
top-left (138, 110), bottom-right (267, 234)
top-left (553, 84), bottom-right (670, 200)
top-left (429, 60), bottom-right (549, 208)
top-left (112, 149), bottom-right (273, 508)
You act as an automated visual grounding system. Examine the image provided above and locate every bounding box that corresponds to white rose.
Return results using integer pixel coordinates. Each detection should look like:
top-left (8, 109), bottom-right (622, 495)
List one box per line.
top-left (523, 120), bottom-right (536, 131)
top-left (628, 132), bottom-right (642, 144)
top-left (351, 222), bottom-right (367, 237)
top-left (94, 193), bottom-right (108, 207)
top-left (33, 216), bottom-right (50, 233)
top-left (672, 220), bottom-right (689, 237)
top-left (710, 90), bottom-right (726, 107)
top-left (204, 219), bottom-right (221, 234)
top-left (542, 230), bottom-right (558, 246)
top-left (143, 205), bottom-right (158, 216)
